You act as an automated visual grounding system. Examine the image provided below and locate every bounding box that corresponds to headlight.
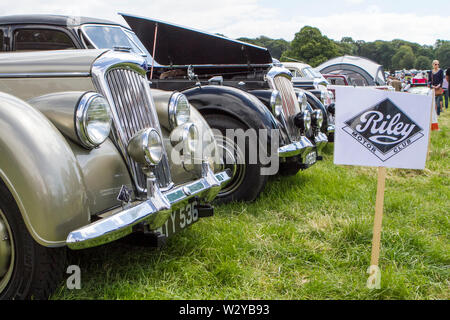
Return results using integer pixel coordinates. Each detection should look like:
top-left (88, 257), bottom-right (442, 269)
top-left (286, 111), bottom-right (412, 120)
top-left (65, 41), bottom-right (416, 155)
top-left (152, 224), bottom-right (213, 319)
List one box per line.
top-left (170, 123), bottom-right (199, 156)
top-left (270, 90), bottom-right (283, 117)
top-left (304, 111), bottom-right (312, 132)
top-left (127, 128), bottom-right (163, 166)
top-left (76, 92), bottom-right (112, 149)
top-left (297, 91), bottom-right (307, 112)
top-left (294, 110), bottom-right (311, 132)
top-left (320, 90), bottom-right (326, 103)
top-left (312, 109), bottom-right (324, 129)
top-left (169, 93), bottom-right (191, 128)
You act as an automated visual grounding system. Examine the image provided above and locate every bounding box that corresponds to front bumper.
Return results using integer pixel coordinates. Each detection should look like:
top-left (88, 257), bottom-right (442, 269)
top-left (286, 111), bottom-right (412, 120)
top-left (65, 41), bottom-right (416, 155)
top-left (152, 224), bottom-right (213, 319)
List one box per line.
top-left (314, 132), bottom-right (328, 156)
top-left (278, 136), bottom-right (314, 159)
top-left (66, 166), bottom-right (231, 250)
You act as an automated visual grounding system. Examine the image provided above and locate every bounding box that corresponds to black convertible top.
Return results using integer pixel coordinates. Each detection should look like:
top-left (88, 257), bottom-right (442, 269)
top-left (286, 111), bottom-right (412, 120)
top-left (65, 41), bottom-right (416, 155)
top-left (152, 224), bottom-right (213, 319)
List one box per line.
top-left (0, 14), bottom-right (124, 27)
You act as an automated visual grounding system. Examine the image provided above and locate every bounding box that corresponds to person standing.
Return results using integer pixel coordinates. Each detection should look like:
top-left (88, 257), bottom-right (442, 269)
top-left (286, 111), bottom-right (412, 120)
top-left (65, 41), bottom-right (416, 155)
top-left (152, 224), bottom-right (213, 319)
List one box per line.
top-left (428, 60), bottom-right (444, 115)
top-left (443, 69), bottom-right (449, 110)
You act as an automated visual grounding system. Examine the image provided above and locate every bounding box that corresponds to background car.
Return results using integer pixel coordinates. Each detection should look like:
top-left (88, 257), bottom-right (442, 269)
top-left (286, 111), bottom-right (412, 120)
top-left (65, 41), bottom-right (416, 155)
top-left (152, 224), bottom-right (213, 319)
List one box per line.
top-left (120, 14), bottom-right (329, 182)
top-left (0, 49), bottom-right (230, 299)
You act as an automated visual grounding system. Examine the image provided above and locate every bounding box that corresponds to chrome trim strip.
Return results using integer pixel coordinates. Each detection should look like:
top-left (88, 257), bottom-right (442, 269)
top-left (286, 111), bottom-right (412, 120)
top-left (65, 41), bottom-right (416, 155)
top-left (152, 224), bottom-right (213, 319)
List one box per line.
top-left (278, 136), bottom-right (314, 158)
top-left (0, 72), bottom-right (90, 78)
top-left (66, 168), bottom-right (232, 250)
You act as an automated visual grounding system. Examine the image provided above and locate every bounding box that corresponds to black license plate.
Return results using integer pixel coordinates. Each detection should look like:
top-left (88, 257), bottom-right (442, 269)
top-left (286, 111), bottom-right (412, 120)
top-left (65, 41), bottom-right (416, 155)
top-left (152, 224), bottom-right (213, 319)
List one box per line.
top-left (157, 200), bottom-right (199, 238)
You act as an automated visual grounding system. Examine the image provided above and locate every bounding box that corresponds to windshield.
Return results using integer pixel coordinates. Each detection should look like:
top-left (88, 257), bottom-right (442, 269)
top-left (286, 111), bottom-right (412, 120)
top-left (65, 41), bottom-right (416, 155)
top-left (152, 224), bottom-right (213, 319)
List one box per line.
top-left (375, 69), bottom-right (386, 86)
top-left (82, 25), bottom-right (153, 63)
top-left (303, 67), bottom-right (323, 79)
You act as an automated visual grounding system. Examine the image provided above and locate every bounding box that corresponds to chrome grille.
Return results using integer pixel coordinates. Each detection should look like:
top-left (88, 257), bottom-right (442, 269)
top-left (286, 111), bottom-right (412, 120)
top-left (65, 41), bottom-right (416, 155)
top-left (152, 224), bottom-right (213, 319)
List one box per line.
top-left (99, 67), bottom-right (171, 192)
top-left (273, 75), bottom-right (301, 141)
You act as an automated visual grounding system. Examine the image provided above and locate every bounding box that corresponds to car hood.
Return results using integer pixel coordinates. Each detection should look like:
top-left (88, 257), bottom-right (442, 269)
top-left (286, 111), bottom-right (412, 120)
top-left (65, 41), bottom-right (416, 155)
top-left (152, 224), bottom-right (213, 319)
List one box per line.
top-left (120, 13), bottom-right (273, 66)
top-left (0, 49), bottom-right (107, 75)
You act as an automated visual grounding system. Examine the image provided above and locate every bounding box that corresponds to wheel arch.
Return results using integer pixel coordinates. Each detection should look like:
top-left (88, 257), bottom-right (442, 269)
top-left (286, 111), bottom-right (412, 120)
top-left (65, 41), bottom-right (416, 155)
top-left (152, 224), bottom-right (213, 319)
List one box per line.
top-left (0, 92), bottom-right (90, 247)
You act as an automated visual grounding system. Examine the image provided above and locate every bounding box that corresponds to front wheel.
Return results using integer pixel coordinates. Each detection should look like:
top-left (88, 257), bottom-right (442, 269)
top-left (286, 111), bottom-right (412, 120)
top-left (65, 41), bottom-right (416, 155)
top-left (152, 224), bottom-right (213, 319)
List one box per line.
top-left (204, 114), bottom-right (268, 203)
top-left (0, 183), bottom-right (66, 300)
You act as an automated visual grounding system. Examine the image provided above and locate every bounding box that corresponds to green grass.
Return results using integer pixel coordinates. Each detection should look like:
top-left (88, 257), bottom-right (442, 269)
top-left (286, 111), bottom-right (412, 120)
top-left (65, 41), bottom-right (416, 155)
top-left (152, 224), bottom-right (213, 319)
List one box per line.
top-left (53, 112), bottom-right (449, 300)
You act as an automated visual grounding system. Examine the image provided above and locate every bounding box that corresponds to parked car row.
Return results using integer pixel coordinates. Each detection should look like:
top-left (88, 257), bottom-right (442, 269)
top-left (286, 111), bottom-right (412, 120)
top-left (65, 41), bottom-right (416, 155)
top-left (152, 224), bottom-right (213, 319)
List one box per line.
top-left (0, 13), bottom-right (333, 299)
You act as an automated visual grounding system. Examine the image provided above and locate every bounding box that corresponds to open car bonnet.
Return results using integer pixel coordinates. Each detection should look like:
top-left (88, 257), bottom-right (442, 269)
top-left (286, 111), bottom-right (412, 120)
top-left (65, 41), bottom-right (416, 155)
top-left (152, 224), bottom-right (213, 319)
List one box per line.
top-left (120, 13), bottom-right (273, 66)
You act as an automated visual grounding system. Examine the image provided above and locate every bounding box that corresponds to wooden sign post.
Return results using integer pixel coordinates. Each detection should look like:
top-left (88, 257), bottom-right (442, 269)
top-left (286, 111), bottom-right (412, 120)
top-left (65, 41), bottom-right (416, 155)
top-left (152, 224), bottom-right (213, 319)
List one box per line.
top-left (334, 86), bottom-right (433, 290)
top-left (367, 166), bottom-right (386, 289)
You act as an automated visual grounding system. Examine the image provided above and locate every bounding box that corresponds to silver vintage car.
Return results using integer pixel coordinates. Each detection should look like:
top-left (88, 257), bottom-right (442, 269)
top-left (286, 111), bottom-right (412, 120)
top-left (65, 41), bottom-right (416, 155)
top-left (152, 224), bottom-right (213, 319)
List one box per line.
top-left (0, 49), bottom-right (231, 299)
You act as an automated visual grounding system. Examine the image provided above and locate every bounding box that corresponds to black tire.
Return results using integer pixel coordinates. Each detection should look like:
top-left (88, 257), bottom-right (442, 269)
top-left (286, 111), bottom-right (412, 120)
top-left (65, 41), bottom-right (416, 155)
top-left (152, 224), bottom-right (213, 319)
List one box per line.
top-left (0, 182), bottom-right (66, 300)
top-left (204, 114), bottom-right (268, 203)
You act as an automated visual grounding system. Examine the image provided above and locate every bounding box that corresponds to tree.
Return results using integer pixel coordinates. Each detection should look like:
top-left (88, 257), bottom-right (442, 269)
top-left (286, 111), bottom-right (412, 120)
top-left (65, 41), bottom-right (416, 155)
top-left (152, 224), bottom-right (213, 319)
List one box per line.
top-left (280, 26), bottom-right (340, 67)
top-left (435, 40), bottom-right (450, 70)
top-left (238, 36), bottom-right (290, 60)
top-left (415, 55), bottom-right (432, 70)
top-left (391, 45), bottom-right (416, 70)
top-left (336, 37), bottom-right (357, 56)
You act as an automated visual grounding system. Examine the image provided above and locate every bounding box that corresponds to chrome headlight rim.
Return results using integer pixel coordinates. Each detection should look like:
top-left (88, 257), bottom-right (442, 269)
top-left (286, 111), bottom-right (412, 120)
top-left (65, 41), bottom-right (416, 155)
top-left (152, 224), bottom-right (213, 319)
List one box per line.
top-left (168, 92), bottom-right (191, 129)
top-left (75, 92), bottom-right (112, 149)
top-left (170, 122), bottom-right (199, 157)
top-left (297, 91), bottom-right (308, 112)
top-left (312, 109), bottom-right (324, 129)
top-left (303, 110), bottom-right (312, 132)
top-left (320, 90), bottom-right (327, 103)
top-left (127, 128), bottom-right (163, 166)
top-left (270, 90), bottom-right (283, 116)
top-left (145, 128), bottom-right (164, 165)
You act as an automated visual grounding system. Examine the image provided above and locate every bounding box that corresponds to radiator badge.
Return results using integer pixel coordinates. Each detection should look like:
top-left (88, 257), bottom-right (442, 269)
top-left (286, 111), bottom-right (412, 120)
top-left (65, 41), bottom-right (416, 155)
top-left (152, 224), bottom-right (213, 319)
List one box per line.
top-left (342, 98), bottom-right (424, 162)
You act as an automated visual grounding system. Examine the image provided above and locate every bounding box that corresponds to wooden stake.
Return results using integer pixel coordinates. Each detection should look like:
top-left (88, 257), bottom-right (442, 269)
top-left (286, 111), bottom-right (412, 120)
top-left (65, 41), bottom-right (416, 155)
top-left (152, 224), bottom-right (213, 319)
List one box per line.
top-left (367, 166), bottom-right (386, 289)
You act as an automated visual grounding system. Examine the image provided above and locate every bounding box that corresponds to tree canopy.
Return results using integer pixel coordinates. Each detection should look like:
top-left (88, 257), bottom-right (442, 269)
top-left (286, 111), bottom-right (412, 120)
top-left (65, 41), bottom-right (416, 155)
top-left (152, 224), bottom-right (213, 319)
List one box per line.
top-left (237, 27), bottom-right (449, 71)
top-left (279, 26), bottom-right (340, 67)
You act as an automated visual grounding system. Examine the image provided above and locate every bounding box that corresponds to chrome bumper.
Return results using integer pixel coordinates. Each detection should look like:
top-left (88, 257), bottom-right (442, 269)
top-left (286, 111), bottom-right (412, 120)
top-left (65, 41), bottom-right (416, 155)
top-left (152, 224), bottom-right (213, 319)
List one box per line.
top-left (327, 124), bottom-right (335, 134)
top-left (278, 136), bottom-right (314, 158)
top-left (315, 132), bottom-right (328, 155)
top-left (66, 166), bottom-right (231, 250)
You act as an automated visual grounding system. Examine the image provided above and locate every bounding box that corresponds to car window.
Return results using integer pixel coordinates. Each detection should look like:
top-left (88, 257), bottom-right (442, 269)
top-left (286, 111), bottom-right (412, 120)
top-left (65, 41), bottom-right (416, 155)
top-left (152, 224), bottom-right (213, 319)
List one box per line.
top-left (14, 29), bottom-right (75, 51)
top-left (0, 30), bottom-right (3, 51)
top-left (287, 68), bottom-right (299, 77)
top-left (329, 77), bottom-right (346, 85)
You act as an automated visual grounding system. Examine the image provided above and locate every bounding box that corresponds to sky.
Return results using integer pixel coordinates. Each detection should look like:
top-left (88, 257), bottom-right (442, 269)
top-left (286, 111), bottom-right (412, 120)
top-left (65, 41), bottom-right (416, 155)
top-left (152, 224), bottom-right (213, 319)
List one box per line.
top-left (1, 0), bottom-right (449, 45)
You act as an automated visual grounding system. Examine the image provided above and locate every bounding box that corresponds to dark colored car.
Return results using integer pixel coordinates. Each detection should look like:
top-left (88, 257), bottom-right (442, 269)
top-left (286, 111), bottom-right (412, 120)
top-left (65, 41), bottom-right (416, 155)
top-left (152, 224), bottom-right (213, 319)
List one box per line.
top-left (0, 14), bottom-right (328, 203)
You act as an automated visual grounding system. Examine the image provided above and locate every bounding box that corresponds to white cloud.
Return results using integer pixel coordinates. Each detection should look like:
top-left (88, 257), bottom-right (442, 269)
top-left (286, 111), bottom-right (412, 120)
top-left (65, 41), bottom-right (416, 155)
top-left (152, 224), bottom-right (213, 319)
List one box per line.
top-left (345, 0), bottom-right (365, 4)
top-left (1, 0), bottom-right (448, 45)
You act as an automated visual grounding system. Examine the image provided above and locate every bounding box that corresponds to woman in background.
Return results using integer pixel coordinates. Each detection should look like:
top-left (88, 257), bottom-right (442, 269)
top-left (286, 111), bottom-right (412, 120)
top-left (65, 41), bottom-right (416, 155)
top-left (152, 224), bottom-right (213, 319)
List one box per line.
top-left (429, 60), bottom-right (444, 115)
top-left (443, 69), bottom-right (449, 111)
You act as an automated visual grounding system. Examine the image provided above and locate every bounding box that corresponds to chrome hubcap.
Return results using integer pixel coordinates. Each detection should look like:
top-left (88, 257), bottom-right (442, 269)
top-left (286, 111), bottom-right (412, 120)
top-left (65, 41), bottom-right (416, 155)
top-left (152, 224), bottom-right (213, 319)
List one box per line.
top-left (215, 134), bottom-right (246, 197)
top-left (0, 210), bottom-right (14, 293)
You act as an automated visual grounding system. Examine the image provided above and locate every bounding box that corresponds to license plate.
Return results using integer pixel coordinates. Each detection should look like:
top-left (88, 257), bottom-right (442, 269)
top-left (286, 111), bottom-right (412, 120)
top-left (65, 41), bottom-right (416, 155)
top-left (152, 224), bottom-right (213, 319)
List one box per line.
top-left (305, 151), bottom-right (317, 165)
top-left (157, 200), bottom-right (198, 238)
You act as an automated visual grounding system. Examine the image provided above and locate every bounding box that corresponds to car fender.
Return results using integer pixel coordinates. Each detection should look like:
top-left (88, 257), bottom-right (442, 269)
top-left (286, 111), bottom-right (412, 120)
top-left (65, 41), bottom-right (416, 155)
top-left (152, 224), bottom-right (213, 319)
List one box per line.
top-left (0, 92), bottom-right (90, 247)
top-left (182, 85), bottom-right (289, 145)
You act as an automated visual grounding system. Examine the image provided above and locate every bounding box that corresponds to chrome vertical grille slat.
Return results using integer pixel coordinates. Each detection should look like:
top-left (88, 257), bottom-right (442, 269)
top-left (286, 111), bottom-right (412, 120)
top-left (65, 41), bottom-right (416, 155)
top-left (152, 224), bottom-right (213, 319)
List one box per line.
top-left (273, 75), bottom-right (301, 142)
top-left (95, 66), bottom-right (172, 193)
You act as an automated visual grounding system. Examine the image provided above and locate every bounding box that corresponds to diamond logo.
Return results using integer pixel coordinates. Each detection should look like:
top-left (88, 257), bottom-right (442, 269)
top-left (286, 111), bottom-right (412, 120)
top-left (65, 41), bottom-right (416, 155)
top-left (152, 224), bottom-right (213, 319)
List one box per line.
top-left (342, 98), bottom-right (424, 162)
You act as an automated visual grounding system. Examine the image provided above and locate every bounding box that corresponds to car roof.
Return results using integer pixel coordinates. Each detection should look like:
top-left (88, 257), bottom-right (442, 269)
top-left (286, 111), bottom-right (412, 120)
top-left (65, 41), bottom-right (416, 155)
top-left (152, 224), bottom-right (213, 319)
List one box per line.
top-left (0, 14), bottom-right (126, 28)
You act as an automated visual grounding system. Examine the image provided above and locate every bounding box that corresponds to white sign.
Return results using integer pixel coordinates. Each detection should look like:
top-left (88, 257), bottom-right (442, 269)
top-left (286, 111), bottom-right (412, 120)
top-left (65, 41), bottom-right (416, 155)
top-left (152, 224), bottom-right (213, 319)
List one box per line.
top-left (334, 87), bottom-right (432, 169)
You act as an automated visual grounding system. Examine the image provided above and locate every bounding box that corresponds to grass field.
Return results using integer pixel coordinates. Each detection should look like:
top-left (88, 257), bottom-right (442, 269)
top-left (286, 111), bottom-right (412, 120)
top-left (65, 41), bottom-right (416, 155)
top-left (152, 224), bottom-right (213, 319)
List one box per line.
top-left (53, 110), bottom-right (449, 300)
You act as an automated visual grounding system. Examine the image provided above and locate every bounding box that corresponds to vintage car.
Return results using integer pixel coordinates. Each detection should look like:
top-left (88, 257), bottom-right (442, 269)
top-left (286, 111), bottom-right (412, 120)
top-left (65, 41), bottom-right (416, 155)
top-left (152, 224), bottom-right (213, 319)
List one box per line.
top-left (0, 49), bottom-right (231, 299)
top-left (119, 14), bottom-right (329, 184)
top-left (0, 14), bottom-right (328, 203)
top-left (282, 61), bottom-right (335, 141)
